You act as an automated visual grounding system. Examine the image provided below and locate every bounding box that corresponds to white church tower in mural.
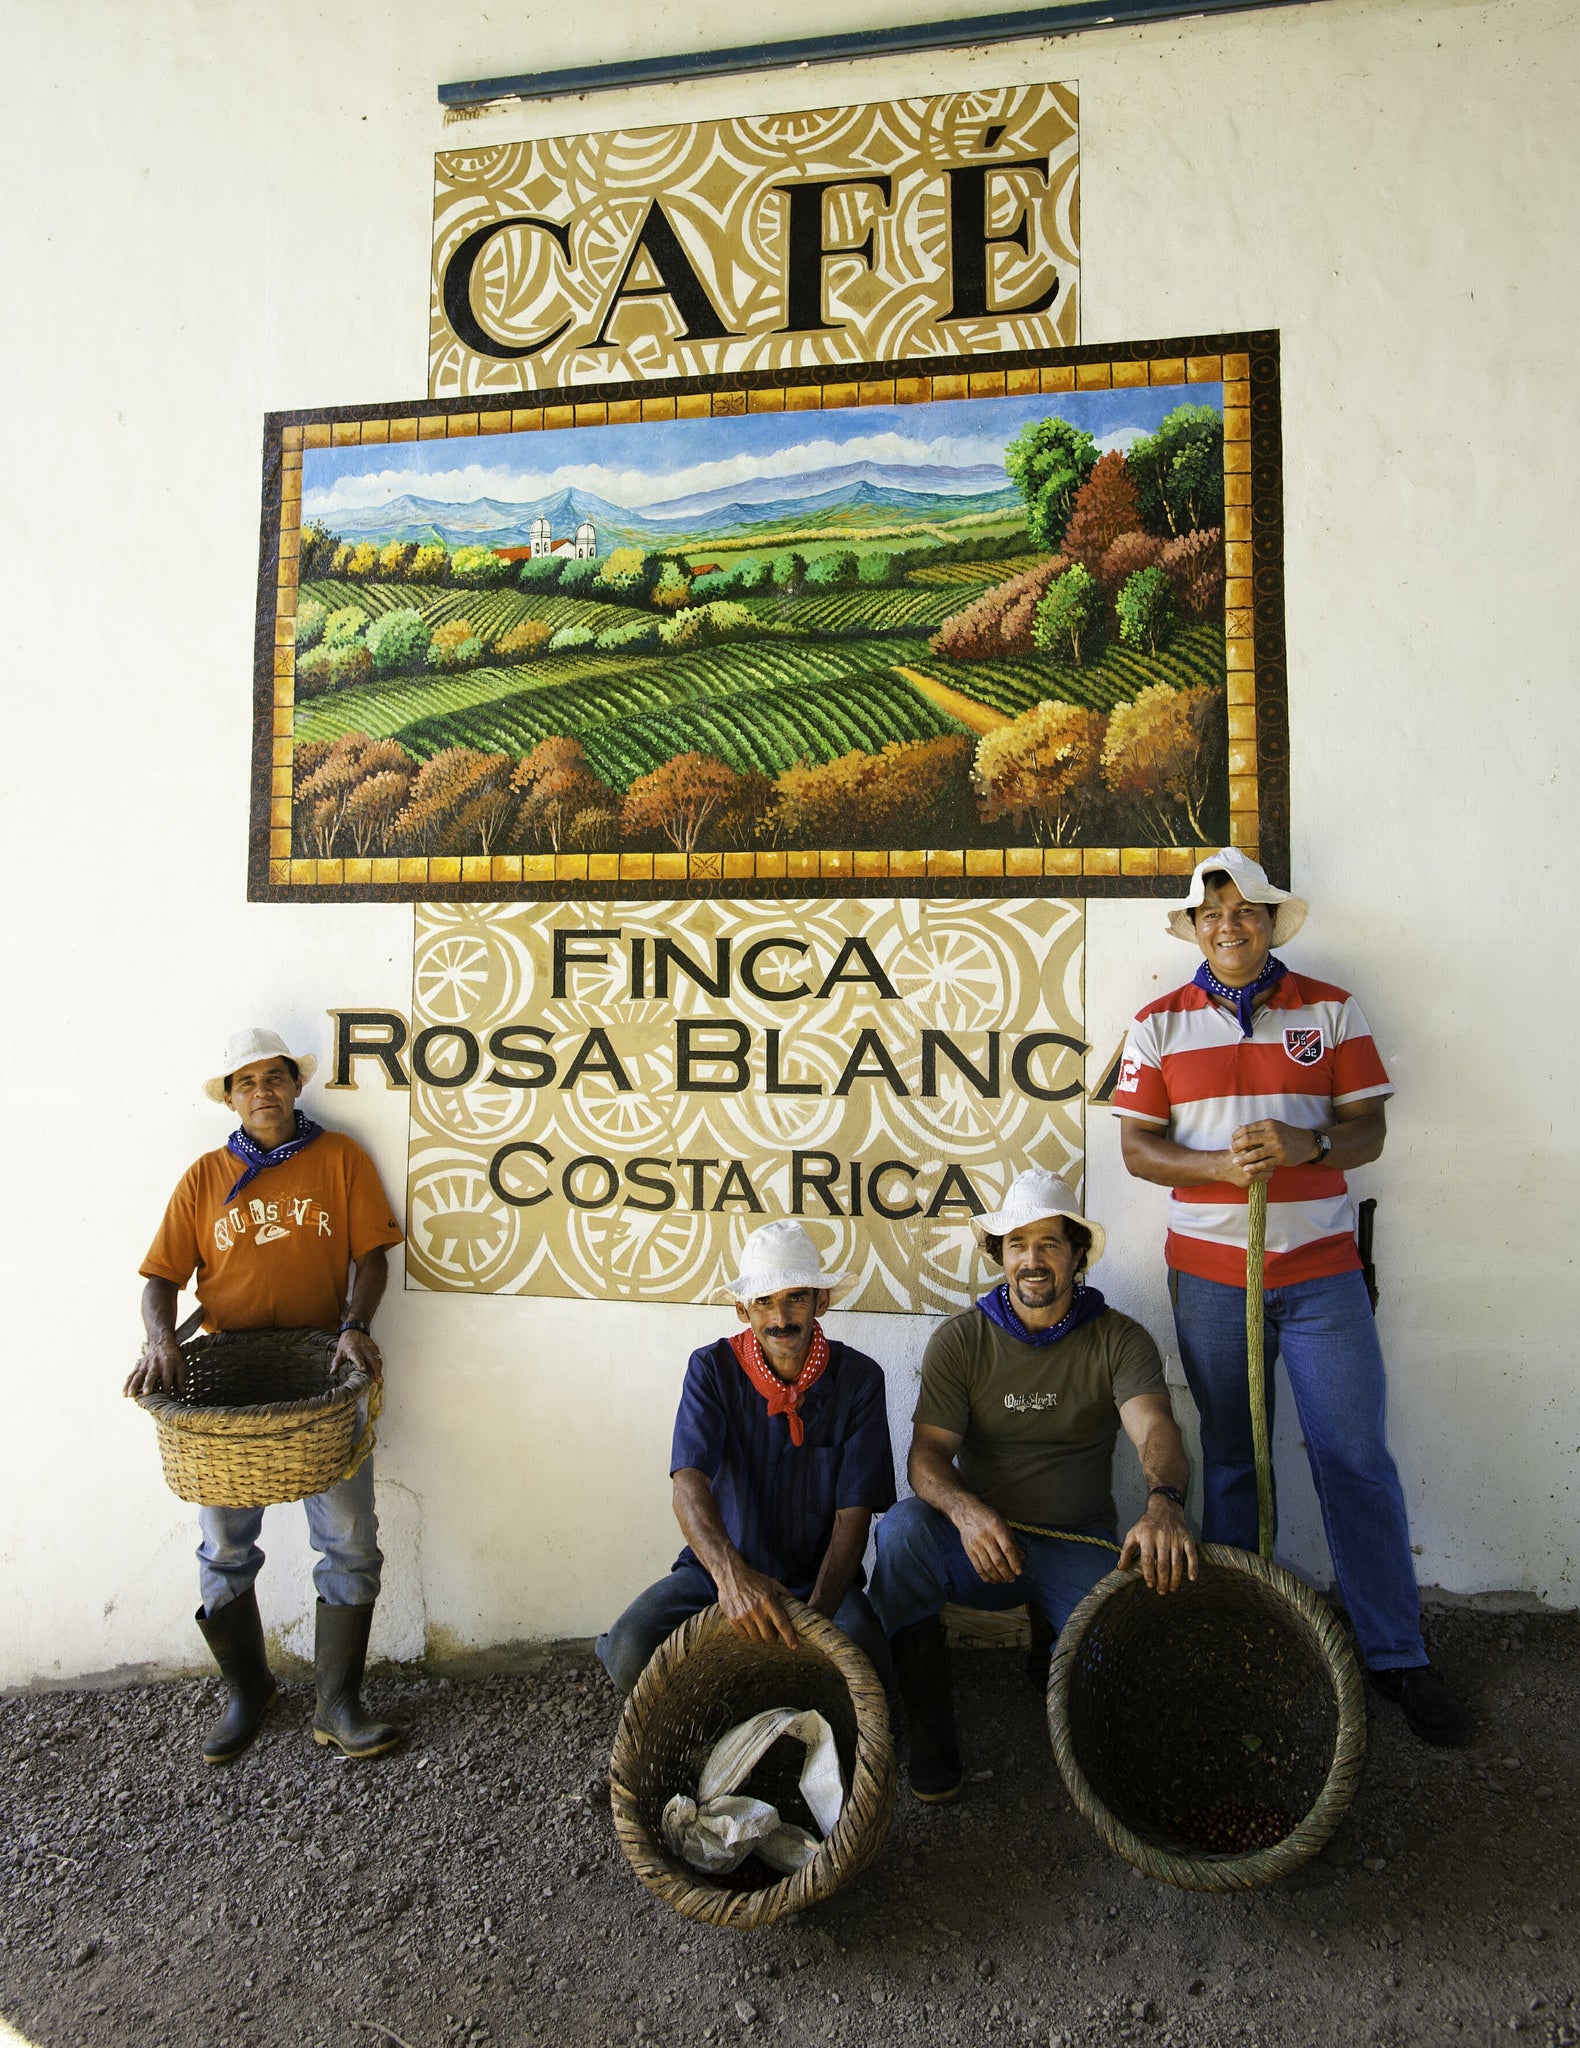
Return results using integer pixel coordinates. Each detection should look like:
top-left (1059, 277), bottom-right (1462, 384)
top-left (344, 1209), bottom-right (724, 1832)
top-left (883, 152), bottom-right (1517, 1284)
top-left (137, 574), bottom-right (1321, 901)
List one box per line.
top-left (529, 514), bottom-right (597, 560)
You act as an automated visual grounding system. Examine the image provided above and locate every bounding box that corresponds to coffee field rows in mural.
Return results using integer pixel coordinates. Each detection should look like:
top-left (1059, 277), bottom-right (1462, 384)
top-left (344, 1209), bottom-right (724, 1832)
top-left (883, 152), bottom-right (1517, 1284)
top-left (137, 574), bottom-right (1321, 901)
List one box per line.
top-left (289, 387), bottom-right (1232, 860)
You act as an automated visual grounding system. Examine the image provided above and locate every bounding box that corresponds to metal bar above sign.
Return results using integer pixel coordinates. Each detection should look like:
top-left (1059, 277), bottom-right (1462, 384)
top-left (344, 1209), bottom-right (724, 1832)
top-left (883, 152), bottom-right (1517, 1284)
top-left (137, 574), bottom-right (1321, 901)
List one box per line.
top-left (439, 0), bottom-right (1329, 111)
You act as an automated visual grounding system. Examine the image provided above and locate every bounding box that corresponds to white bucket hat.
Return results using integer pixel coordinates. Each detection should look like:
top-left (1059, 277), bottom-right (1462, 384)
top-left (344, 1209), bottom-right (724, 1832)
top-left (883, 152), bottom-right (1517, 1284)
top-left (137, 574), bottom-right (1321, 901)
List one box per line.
top-left (1166, 848), bottom-right (1308, 946)
top-left (970, 1167), bottom-right (1106, 1268)
top-left (203, 1027), bottom-right (318, 1104)
top-left (717, 1221), bottom-right (850, 1304)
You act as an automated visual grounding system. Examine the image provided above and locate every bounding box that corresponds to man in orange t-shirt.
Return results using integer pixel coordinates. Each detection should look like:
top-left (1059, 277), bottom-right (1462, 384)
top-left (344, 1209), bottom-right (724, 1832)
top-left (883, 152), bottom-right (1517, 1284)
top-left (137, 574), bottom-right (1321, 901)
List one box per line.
top-left (127, 1028), bottom-right (405, 1764)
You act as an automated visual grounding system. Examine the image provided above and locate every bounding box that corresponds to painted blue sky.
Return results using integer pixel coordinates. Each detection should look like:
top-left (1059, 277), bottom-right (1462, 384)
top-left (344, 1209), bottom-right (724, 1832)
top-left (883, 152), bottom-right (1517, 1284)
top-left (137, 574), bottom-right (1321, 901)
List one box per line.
top-left (301, 382), bottom-right (1221, 519)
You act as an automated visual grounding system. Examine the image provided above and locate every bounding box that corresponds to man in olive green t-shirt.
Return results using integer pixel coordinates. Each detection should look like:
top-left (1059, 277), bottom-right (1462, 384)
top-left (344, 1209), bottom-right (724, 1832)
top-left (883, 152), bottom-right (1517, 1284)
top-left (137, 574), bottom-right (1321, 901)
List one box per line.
top-left (870, 1167), bottom-right (1198, 1801)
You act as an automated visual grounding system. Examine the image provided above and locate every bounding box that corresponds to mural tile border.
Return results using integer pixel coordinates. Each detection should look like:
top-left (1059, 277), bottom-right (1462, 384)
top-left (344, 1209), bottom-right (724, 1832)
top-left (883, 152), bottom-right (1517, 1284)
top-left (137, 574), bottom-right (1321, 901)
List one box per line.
top-left (249, 330), bottom-right (1288, 902)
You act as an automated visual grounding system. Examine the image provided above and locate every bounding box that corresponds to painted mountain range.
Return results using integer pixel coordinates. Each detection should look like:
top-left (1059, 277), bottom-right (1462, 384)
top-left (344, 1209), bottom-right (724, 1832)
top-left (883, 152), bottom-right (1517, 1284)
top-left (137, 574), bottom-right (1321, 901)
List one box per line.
top-left (320, 461), bottom-right (1021, 550)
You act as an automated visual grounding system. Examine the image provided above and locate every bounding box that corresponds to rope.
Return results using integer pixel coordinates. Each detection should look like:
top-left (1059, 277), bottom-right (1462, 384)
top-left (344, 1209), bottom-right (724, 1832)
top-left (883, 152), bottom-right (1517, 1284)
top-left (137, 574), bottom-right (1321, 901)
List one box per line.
top-left (1007, 1520), bottom-right (1122, 1554)
top-left (340, 1379), bottom-right (383, 1483)
top-left (1246, 1180), bottom-right (1274, 1561)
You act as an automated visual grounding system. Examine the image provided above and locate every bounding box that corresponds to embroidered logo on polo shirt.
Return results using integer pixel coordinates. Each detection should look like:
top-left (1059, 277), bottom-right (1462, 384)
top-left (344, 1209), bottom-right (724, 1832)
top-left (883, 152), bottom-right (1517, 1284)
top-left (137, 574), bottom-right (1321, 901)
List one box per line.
top-left (1283, 1028), bottom-right (1324, 1066)
top-left (1004, 1391), bottom-right (1058, 1412)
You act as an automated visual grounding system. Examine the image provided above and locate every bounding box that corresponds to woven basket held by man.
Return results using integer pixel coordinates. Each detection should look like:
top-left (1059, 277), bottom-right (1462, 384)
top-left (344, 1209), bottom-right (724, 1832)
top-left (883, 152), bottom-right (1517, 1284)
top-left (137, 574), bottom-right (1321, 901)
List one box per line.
top-left (597, 1221), bottom-right (897, 1696)
top-left (1113, 849), bottom-right (1473, 1748)
top-left (126, 1028), bottom-right (407, 1764)
top-left (870, 1168), bottom-right (1201, 1803)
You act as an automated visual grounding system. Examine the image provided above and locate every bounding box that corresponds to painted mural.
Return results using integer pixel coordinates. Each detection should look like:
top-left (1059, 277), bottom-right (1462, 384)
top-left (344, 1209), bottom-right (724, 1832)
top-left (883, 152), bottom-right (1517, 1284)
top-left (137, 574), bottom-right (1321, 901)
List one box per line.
top-left (251, 336), bottom-right (1286, 901)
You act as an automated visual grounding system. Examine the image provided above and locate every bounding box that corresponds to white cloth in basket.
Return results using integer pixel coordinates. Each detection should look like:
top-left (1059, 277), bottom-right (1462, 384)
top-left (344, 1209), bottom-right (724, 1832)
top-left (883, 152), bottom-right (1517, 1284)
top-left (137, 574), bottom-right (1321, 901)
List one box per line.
top-left (661, 1707), bottom-right (845, 1877)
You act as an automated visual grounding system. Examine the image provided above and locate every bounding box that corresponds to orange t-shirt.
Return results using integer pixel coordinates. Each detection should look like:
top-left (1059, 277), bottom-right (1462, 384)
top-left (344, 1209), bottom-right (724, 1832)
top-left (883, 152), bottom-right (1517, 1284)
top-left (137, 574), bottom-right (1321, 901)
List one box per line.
top-left (141, 1130), bottom-right (404, 1333)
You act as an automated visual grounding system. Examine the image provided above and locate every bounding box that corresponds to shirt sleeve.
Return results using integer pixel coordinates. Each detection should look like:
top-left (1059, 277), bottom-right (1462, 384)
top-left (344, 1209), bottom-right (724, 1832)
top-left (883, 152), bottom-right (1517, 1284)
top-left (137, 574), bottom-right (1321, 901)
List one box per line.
top-left (671, 1348), bottom-right (729, 1480)
top-left (140, 1168), bottom-right (201, 1288)
top-left (912, 1320), bottom-right (973, 1437)
top-left (1330, 996), bottom-right (1394, 1106)
top-left (834, 1358), bottom-right (898, 1514)
top-left (343, 1142), bottom-right (405, 1258)
top-left (1108, 1315), bottom-right (1169, 1404)
top-left (1109, 1011), bottom-right (1172, 1125)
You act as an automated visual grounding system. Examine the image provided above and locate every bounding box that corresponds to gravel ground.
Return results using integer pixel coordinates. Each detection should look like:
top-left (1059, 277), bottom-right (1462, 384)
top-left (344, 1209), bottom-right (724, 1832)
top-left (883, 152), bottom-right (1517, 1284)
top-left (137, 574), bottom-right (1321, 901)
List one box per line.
top-left (3, 1608), bottom-right (1576, 2048)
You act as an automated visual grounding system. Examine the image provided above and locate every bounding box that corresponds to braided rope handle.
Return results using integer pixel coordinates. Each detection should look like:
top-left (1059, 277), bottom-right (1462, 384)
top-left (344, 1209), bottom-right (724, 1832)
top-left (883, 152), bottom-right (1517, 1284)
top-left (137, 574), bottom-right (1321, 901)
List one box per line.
top-left (1246, 1180), bottom-right (1273, 1560)
top-left (1008, 1521), bottom-right (1122, 1553)
top-left (340, 1377), bottom-right (383, 1483)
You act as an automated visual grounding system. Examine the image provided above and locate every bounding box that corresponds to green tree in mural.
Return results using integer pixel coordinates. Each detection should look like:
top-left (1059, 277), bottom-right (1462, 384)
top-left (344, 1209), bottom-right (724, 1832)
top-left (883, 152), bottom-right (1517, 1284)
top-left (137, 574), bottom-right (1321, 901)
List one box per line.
top-left (805, 549), bottom-right (859, 590)
top-left (1128, 404), bottom-right (1226, 537)
top-left (771, 551), bottom-right (806, 591)
top-left (1115, 565), bottom-right (1179, 655)
top-left (1032, 564), bottom-right (1105, 664)
top-left (1004, 416), bottom-right (1099, 551)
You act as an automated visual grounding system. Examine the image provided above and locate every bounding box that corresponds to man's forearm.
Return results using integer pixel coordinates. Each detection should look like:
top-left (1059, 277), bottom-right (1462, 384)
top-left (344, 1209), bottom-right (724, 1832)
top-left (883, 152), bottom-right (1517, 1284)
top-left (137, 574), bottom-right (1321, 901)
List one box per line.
top-left (808, 1508), bottom-right (870, 1616)
top-left (344, 1247), bottom-right (390, 1324)
top-left (908, 1441), bottom-right (979, 1524)
top-left (1119, 1122), bottom-right (1235, 1188)
top-left (672, 1468), bottom-right (748, 1585)
top-left (1136, 1420), bottom-right (1190, 1497)
top-left (141, 1278), bottom-right (179, 1343)
top-left (1324, 1107), bottom-right (1386, 1170)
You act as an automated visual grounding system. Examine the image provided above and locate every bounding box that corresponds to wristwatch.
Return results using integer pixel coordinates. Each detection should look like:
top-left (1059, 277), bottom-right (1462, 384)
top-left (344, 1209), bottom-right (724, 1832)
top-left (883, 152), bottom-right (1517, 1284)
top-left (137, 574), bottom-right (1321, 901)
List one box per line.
top-left (1148, 1485), bottom-right (1187, 1508)
top-left (1309, 1130), bottom-right (1332, 1165)
top-left (339, 1316), bottom-right (371, 1336)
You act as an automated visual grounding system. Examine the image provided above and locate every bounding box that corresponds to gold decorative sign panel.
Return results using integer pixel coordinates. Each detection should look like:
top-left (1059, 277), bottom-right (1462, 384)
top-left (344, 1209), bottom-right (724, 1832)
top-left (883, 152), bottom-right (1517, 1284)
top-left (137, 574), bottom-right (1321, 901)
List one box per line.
top-left (430, 84), bottom-right (1078, 395)
top-left (405, 898), bottom-right (1085, 1312)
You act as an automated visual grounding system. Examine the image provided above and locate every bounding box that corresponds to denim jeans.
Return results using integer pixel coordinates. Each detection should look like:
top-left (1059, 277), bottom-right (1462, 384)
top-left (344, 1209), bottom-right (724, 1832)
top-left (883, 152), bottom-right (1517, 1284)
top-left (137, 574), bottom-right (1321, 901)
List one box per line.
top-left (1171, 1267), bottom-right (1426, 1671)
top-left (596, 1561), bottom-right (893, 1695)
top-left (197, 1447), bottom-right (383, 1615)
top-left (868, 1494), bottom-right (1116, 1640)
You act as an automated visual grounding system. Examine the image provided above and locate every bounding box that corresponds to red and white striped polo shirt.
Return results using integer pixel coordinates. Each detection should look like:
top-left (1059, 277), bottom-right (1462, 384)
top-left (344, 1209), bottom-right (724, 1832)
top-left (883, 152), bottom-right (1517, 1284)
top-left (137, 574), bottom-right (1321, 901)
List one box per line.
top-left (1111, 972), bottom-right (1393, 1286)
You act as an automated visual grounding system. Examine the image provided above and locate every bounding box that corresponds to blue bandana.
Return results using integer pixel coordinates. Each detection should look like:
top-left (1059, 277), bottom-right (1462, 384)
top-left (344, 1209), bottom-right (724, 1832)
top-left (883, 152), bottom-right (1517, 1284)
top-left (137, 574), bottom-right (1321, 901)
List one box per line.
top-left (1193, 954), bottom-right (1288, 1038)
top-left (225, 1112), bottom-right (324, 1200)
top-left (976, 1280), bottom-right (1107, 1349)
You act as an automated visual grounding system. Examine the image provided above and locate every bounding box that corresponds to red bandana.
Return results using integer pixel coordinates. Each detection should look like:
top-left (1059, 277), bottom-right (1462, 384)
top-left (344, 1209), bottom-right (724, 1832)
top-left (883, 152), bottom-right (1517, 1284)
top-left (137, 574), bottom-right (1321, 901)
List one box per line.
top-left (730, 1324), bottom-right (831, 1447)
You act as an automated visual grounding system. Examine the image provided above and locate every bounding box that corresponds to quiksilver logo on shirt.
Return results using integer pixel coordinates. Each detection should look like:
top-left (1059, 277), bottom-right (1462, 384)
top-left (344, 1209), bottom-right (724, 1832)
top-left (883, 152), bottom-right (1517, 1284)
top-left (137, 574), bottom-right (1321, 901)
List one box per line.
top-left (1004, 1391), bottom-right (1058, 1412)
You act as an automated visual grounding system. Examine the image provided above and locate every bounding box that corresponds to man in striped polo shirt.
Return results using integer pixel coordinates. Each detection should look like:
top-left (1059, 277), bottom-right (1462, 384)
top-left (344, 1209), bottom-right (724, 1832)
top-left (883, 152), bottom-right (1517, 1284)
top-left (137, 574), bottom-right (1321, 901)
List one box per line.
top-left (1113, 850), bottom-right (1473, 1746)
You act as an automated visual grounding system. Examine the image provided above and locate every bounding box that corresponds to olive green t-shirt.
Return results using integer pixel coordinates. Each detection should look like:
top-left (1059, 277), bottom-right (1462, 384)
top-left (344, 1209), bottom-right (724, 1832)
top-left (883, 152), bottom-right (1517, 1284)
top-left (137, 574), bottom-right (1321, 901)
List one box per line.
top-left (913, 1305), bottom-right (1167, 1530)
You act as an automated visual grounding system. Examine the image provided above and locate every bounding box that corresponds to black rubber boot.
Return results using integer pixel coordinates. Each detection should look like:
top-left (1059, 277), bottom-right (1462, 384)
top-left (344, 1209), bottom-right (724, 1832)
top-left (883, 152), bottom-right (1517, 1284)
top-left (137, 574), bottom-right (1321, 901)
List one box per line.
top-left (1025, 1607), bottom-right (1056, 1694)
top-left (891, 1616), bottom-right (964, 1802)
top-left (1369, 1664), bottom-right (1475, 1747)
top-left (312, 1600), bottom-right (403, 1758)
top-left (194, 1587), bottom-right (277, 1765)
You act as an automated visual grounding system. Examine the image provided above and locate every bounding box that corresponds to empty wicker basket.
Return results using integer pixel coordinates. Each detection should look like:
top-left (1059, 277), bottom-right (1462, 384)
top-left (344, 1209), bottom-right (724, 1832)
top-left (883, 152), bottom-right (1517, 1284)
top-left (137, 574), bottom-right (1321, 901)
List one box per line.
top-left (609, 1596), bottom-right (895, 1929)
top-left (1048, 1543), bottom-right (1366, 1892)
top-left (135, 1328), bottom-right (374, 1508)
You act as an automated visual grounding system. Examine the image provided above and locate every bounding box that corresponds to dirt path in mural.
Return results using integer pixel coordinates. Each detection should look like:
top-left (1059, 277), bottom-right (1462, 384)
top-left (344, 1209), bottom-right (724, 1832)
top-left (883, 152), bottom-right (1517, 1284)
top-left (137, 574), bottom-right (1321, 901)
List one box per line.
top-left (2, 1609), bottom-right (1577, 2048)
top-left (893, 667), bottom-right (1012, 736)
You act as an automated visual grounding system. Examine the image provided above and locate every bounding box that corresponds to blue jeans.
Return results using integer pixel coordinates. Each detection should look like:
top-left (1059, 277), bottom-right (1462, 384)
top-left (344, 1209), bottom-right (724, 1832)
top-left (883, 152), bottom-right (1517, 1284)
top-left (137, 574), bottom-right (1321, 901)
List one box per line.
top-left (596, 1561), bottom-right (893, 1694)
top-left (1171, 1267), bottom-right (1426, 1671)
top-left (197, 1449), bottom-right (383, 1614)
top-left (869, 1495), bottom-right (1116, 1639)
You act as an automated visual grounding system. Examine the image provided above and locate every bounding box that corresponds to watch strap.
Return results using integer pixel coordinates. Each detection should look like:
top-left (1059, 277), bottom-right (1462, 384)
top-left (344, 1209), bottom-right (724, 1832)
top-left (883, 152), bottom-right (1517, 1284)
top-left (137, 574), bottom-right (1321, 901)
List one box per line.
top-left (339, 1315), bottom-right (371, 1336)
top-left (1148, 1484), bottom-right (1187, 1507)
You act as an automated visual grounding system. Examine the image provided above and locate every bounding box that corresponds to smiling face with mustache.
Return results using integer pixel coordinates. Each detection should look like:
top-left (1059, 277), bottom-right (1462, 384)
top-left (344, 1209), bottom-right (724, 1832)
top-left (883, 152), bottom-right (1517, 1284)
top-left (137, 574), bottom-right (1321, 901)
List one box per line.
top-left (999, 1217), bottom-right (1085, 1329)
top-left (736, 1285), bottom-right (831, 1381)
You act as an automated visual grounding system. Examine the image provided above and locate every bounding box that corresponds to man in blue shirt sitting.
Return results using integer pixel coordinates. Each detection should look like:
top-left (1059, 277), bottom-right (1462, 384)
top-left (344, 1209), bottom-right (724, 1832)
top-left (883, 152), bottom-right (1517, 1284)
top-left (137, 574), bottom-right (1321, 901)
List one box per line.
top-left (597, 1220), bottom-right (896, 1693)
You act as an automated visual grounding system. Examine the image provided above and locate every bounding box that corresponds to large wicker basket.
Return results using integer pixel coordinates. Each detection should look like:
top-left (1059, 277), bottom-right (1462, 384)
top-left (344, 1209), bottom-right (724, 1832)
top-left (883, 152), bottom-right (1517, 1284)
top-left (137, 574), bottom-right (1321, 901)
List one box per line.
top-left (609, 1597), bottom-right (895, 1929)
top-left (135, 1328), bottom-right (374, 1508)
top-left (1048, 1544), bottom-right (1366, 1892)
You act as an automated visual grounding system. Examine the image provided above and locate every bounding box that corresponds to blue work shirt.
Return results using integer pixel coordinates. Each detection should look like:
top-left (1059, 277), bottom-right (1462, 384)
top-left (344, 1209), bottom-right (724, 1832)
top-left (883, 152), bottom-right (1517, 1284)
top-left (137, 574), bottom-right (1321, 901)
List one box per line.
top-left (670, 1337), bottom-right (897, 1598)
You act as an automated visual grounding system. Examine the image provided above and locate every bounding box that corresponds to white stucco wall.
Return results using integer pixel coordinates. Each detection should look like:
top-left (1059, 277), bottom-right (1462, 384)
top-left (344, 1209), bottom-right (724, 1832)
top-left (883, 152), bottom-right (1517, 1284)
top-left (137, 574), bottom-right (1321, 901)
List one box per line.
top-left (1, 0), bottom-right (1575, 1686)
